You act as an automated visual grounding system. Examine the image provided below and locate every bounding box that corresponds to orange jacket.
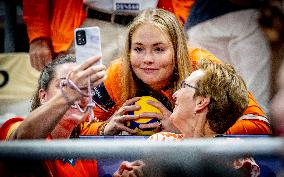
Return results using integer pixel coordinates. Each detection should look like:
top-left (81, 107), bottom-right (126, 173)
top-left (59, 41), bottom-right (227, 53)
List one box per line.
top-left (22, 0), bottom-right (86, 53)
top-left (0, 117), bottom-right (99, 177)
top-left (157, 0), bottom-right (195, 26)
top-left (93, 48), bottom-right (271, 135)
top-left (189, 48), bottom-right (271, 134)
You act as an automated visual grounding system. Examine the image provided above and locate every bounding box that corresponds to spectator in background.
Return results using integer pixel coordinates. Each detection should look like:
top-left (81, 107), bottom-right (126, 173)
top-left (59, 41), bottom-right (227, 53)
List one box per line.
top-left (270, 62), bottom-right (284, 136)
top-left (185, 0), bottom-right (271, 114)
top-left (157, 0), bottom-right (195, 26)
top-left (23, 0), bottom-right (193, 71)
top-left (262, 0), bottom-right (284, 136)
top-left (23, 0), bottom-right (86, 71)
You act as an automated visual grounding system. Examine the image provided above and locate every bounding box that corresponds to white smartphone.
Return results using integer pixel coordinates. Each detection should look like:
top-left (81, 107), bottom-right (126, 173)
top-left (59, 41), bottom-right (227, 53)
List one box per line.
top-left (74, 26), bottom-right (102, 65)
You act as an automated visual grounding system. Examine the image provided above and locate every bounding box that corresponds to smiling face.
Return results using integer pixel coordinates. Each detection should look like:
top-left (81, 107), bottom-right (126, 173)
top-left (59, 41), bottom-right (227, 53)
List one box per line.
top-left (171, 70), bottom-right (205, 135)
top-left (130, 23), bottom-right (175, 90)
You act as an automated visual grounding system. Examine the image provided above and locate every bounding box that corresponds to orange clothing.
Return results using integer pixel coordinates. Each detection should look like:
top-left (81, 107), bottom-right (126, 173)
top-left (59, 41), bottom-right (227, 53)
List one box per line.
top-left (23, 0), bottom-right (86, 53)
top-left (0, 117), bottom-right (99, 177)
top-left (22, 0), bottom-right (192, 54)
top-left (157, 0), bottom-right (195, 26)
top-left (22, 0), bottom-right (191, 54)
top-left (93, 48), bottom-right (271, 135)
top-left (189, 48), bottom-right (271, 134)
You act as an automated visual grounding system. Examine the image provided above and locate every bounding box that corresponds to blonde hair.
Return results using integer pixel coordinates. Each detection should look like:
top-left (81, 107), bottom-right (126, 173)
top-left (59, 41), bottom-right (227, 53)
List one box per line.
top-left (195, 59), bottom-right (249, 134)
top-left (120, 8), bottom-right (191, 103)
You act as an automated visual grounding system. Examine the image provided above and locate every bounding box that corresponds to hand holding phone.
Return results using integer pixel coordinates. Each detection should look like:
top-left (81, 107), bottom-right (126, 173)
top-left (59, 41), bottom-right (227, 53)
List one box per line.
top-left (74, 26), bottom-right (102, 65)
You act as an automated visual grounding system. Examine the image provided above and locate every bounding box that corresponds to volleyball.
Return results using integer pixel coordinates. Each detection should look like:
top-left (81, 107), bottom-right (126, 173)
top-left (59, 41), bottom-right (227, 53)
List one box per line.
top-left (127, 96), bottom-right (161, 136)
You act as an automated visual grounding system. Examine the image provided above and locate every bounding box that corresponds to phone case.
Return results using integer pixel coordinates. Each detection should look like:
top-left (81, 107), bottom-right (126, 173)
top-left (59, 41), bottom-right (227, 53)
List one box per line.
top-left (74, 26), bottom-right (102, 65)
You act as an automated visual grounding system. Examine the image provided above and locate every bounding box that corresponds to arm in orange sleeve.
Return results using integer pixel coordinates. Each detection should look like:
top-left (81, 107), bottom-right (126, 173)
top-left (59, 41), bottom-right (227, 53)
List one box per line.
top-left (225, 92), bottom-right (271, 135)
top-left (80, 122), bottom-right (105, 136)
top-left (189, 48), bottom-right (271, 134)
top-left (23, 0), bottom-right (51, 43)
top-left (0, 118), bottom-right (24, 140)
top-left (225, 119), bottom-right (271, 135)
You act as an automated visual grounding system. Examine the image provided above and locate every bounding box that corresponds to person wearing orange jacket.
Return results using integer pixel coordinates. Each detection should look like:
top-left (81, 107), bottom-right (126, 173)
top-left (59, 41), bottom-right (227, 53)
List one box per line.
top-left (23, 0), bottom-right (193, 71)
top-left (91, 8), bottom-right (271, 136)
top-left (113, 59), bottom-right (260, 177)
top-left (0, 55), bottom-right (106, 176)
top-left (23, 0), bottom-right (86, 71)
top-left (157, 0), bottom-right (195, 26)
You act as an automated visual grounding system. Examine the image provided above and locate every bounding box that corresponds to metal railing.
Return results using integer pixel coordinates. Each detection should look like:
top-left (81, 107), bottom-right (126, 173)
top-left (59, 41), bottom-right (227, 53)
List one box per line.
top-left (0, 137), bottom-right (283, 160)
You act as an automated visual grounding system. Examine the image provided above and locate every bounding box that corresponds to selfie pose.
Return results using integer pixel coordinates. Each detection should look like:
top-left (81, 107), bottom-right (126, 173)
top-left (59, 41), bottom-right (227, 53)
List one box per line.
top-left (0, 55), bottom-right (106, 176)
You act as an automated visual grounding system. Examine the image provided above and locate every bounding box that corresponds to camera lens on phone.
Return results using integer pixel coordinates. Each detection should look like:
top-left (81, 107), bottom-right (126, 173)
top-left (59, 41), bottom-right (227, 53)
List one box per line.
top-left (76, 30), bottom-right (86, 45)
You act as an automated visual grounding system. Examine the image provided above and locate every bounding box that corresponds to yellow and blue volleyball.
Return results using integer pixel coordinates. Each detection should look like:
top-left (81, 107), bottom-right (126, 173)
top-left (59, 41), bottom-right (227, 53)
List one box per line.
top-left (127, 96), bottom-right (161, 136)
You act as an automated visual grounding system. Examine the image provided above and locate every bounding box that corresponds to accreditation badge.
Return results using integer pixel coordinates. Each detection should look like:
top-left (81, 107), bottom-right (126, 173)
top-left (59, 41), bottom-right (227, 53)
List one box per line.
top-left (113, 0), bottom-right (141, 12)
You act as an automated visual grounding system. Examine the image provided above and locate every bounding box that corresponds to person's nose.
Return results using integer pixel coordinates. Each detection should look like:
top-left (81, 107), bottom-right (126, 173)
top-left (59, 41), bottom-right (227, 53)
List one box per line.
top-left (142, 52), bottom-right (154, 64)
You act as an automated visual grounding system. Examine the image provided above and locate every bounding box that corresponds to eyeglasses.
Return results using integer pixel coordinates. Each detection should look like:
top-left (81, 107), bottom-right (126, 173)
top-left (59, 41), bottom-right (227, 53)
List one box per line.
top-left (180, 80), bottom-right (198, 90)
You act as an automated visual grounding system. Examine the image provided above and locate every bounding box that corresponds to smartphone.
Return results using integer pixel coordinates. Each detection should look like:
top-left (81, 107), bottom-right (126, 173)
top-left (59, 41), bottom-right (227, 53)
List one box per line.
top-left (74, 26), bottom-right (102, 65)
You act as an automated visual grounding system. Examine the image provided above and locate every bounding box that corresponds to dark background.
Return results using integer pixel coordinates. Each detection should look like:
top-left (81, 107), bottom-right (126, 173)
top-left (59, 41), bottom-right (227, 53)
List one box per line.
top-left (0, 0), bottom-right (29, 53)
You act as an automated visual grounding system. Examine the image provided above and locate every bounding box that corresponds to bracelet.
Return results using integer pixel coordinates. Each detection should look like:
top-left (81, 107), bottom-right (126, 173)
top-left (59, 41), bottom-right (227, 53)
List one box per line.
top-left (98, 122), bottom-right (108, 136)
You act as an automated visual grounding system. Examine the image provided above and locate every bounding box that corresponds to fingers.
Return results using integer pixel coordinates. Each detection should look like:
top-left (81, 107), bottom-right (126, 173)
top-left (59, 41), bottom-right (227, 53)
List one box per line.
top-left (139, 122), bottom-right (160, 129)
top-left (77, 56), bottom-right (102, 71)
top-left (131, 160), bottom-right (145, 167)
top-left (70, 112), bottom-right (88, 124)
top-left (113, 162), bottom-right (129, 177)
top-left (122, 170), bottom-right (138, 177)
top-left (138, 112), bottom-right (163, 120)
top-left (122, 97), bottom-right (141, 106)
top-left (117, 104), bottom-right (140, 115)
top-left (71, 64), bottom-right (106, 81)
top-left (119, 115), bottom-right (141, 122)
top-left (118, 160), bottom-right (145, 177)
top-left (119, 162), bottom-right (130, 174)
top-left (114, 115), bottom-right (141, 134)
top-left (113, 172), bottom-right (122, 177)
top-left (131, 160), bottom-right (145, 166)
top-left (116, 124), bottom-right (136, 134)
top-left (93, 75), bottom-right (107, 87)
top-left (131, 160), bottom-right (145, 177)
top-left (104, 114), bottom-right (138, 135)
top-left (69, 61), bottom-right (106, 89)
top-left (89, 70), bottom-right (106, 84)
top-left (82, 64), bottom-right (106, 78)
